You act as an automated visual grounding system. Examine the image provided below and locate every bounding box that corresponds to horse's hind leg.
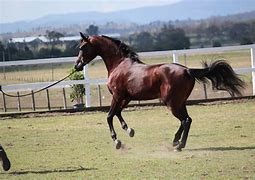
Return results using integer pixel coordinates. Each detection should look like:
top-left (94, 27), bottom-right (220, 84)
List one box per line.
top-left (172, 124), bottom-right (183, 147)
top-left (171, 105), bottom-right (192, 151)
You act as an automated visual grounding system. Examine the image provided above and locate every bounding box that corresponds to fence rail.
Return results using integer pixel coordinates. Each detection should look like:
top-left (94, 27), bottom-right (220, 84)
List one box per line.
top-left (1, 44), bottom-right (255, 112)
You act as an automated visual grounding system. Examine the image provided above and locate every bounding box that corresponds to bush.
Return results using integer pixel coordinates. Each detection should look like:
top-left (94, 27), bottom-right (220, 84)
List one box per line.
top-left (240, 37), bottom-right (253, 45)
top-left (69, 69), bottom-right (85, 104)
top-left (212, 40), bottom-right (222, 47)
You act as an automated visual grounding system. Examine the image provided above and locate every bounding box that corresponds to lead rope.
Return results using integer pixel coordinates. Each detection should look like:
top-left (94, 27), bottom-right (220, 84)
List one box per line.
top-left (0, 69), bottom-right (77, 98)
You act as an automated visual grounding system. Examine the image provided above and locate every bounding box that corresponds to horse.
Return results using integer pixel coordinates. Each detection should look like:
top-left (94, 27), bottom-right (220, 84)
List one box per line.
top-left (74, 32), bottom-right (245, 151)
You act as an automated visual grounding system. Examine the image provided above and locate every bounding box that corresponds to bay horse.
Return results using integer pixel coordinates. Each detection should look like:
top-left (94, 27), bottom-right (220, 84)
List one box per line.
top-left (75, 32), bottom-right (245, 151)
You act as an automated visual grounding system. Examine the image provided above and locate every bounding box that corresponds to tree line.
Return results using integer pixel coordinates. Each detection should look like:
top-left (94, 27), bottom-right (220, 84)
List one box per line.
top-left (0, 20), bottom-right (254, 61)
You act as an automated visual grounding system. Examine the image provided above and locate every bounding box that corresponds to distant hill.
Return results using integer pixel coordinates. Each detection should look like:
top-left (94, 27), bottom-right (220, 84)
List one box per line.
top-left (1, 0), bottom-right (255, 34)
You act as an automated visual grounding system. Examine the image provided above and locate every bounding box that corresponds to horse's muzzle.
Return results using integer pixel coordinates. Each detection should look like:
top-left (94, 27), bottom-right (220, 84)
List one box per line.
top-left (74, 62), bottom-right (85, 71)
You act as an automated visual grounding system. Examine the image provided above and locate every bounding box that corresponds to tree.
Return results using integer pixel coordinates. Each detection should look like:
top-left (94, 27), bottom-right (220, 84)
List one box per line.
top-left (132, 32), bottom-right (154, 52)
top-left (63, 41), bottom-right (79, 57)
top-left (212, 40), bottom-right (222, 47)
top-left (155, 25), bottom-right (190, 50)
top-left (0, 41), bottom-right (5, 61)
top-left (86, 25), bottom-right (99, 36)
top-left (46, 30), bottom-right (64, 42)
top-left (240, 37), bottom-right (253, 45)
top-left (6, 42), bottom-right (18, 61)
top-left (0, 41), bottom-right (4, 52)
top-left (228, 23), bottom-right (250, 41)
top-left (205, 25), bottom-right (221, 39)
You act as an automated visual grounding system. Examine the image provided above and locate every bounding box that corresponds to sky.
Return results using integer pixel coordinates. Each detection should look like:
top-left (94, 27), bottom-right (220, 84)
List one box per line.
top-left (0, 0), bottom-right (181, 23)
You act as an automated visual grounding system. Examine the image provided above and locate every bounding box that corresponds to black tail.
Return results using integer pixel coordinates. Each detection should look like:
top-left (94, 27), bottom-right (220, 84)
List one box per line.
top-left (187, 60), bottom-right (245, 97)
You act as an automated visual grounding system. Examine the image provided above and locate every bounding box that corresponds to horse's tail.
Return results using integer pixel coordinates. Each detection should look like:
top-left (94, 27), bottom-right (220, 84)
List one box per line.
top-left (187, 60), bottom-right (245, 97)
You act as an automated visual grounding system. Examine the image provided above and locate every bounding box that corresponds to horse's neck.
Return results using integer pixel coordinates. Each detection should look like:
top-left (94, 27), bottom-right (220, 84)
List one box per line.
top-left (95, 38), bottom-right (124, 75)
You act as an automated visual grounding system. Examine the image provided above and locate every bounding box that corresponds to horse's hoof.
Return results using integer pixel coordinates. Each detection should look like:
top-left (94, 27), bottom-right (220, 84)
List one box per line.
top-left (172, 141), bottom-right (180, 147)
top-left (174, 147), bottom-right (182, 152)
top-left (114, 139), bottom-right (122, 149)
top-left (174, 143), bottom-right (184, 152)
top-left (127, 128), bottom-right (135, 137)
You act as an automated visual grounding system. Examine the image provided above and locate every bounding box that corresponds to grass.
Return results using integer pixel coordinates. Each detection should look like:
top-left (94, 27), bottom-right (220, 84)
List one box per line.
top-left (0, 100), bottom-right (254, 179)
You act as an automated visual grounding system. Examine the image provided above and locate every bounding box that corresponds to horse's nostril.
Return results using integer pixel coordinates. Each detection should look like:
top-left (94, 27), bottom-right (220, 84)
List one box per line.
top-left (74, 62), bottom-right (84, 71)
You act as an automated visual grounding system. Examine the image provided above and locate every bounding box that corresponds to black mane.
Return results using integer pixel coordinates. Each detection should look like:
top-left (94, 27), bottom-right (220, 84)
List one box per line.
top-left (101, 35), bottom-right (142, 63)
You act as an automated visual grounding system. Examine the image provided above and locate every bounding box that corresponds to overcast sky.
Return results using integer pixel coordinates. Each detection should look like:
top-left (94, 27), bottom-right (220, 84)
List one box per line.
top-left (0, 0), bottom-right (181, 23)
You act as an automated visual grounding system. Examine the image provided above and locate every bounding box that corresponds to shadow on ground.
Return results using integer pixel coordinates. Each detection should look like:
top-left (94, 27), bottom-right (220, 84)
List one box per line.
top-left (1, 166), bottom-right (97, 175)
top-left (188, 146), bottom-right (255, 151)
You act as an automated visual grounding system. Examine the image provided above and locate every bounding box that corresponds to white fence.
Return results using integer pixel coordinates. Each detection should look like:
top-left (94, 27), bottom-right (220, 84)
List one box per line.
top-left (1, 44), bottom-right (255, 111)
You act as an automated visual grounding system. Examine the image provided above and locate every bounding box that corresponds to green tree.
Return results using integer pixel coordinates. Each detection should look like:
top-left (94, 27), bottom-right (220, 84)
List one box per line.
top-left (155, 25), bottom-right (190, 50)
top-left (86, 25), bottom-right (99, 36)
top-left (0, 41), bottom-right (5, 61)
top-left (6, 42), bottom-right (18, 61)
top-left (240, 37), bottom-right (253, 45)
top-left (228, 23), bottom-right (250, 41)
top-left (132, 32), bottom-right (154, 52)
top-left (205, 25), bottom-right (221, 39)
top-left (46, 30), bottom-right (64, 42)
top-left (63, 41), bottom-right (79, 57)
top-left (212, 40), bottom-right (222, 47)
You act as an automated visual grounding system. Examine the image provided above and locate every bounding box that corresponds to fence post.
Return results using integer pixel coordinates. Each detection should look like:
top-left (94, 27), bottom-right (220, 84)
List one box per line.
top-left (184, 54), bottom-right (187, 66)
top-left (172, 52), bottom-right (179, 63)
top-left (62, 88), bottom-right (67, 109)
top-left (2, 93), bottom-right (6, 112)
top-left (97, 85), bottom-right (102, 107)
top-left (46, 89), bottom-right (51, 111)
top-left (31, 90), bottom-right (35, 111)
top-left (251, 47), bottom-right (255, 96)
top-left (2, 52), bottom-right (6, 80)
top-left (203, 83), bottom-right (208, 99)
top-left (17, 91), bottom-right (21, 111)
top-left (84, 65), bottom-right (91, 107)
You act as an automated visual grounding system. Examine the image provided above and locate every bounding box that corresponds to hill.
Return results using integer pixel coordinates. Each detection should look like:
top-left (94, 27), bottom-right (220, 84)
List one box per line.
top-left (1, 0), bottom-right (255, 34)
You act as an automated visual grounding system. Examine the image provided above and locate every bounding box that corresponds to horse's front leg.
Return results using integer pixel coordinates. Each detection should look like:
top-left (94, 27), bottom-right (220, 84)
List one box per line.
top-left (107, 99), bottom-right (122, 149)
top-left (116, 110), bottom-right (135, 137)
top-left (115, 99), bottom-right (135, 137)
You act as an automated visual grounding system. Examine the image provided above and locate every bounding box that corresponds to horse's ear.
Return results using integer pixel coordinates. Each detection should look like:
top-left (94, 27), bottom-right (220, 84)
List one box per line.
top-left (80, 32), bottom-right (90, 43)
top-left (80, 32), bottom-right (86, 40)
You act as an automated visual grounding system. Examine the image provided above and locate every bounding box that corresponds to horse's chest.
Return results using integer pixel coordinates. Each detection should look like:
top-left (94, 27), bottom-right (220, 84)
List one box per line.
top-left (107, 72), bottom-right (127, 93)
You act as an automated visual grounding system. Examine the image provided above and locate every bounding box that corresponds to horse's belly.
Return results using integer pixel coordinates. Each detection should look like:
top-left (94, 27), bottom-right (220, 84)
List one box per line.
top-left (127, 83), bottom-right (160, 100)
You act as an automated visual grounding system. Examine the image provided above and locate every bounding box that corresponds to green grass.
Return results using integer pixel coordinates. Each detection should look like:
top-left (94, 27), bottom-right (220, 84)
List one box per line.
top-left (0, 100), bottom-right (254, 179)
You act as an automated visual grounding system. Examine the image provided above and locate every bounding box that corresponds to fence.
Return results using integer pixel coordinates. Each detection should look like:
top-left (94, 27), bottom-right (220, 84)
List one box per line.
top-left (0, 44), bottom-right (255, 112)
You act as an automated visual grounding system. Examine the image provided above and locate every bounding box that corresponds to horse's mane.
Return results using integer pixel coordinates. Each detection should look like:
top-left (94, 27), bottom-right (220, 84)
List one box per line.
top-left (101, 35), bottom-right (142, 63)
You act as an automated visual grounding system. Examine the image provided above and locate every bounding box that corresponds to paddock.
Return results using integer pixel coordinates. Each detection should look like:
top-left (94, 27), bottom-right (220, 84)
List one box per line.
top-left (0, 99), bottom-right (254, 179)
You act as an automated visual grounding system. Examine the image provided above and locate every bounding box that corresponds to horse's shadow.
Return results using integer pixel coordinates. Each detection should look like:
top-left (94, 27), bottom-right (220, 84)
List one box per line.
top-left (1, 166), bottom-right (97, 175)
top-left (188, 146), bottom-right (255, 152)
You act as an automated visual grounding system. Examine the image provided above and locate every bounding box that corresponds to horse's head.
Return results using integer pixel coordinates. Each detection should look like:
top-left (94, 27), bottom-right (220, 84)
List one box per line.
top-left (74, 32), bottom-right (98, 71)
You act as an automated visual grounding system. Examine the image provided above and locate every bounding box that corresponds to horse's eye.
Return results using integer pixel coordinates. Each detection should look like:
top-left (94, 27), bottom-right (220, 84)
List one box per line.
top-left (79, 44), bottom-right (87, 50)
